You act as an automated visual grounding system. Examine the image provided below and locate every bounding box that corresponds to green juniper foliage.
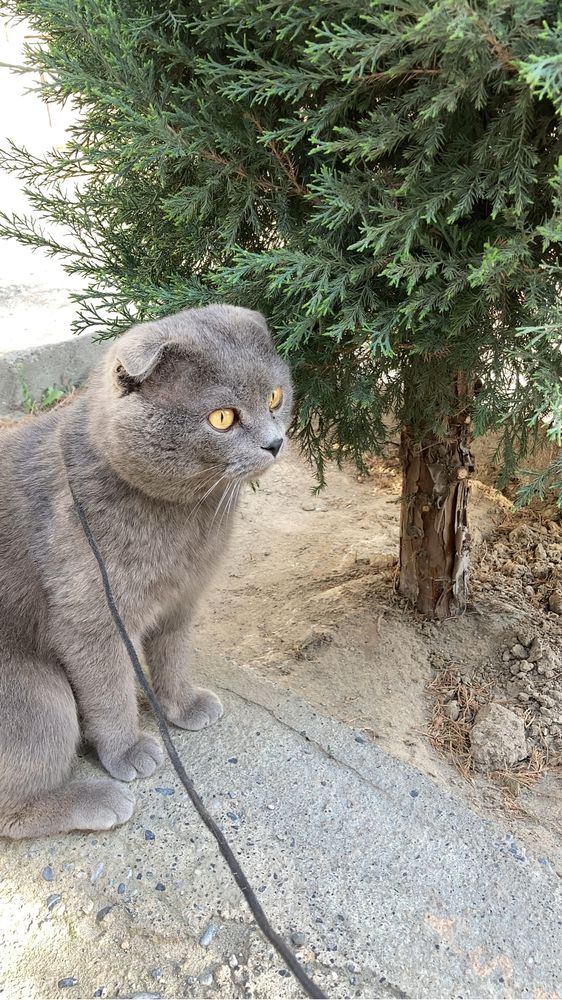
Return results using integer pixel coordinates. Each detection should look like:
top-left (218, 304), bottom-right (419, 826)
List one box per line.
top-left (1, 0), bottom-right (561, 492)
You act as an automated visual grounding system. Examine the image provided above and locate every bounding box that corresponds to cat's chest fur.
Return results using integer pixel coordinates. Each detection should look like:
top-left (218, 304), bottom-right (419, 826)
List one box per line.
top-left (76, 486), bottom-right (235, 635)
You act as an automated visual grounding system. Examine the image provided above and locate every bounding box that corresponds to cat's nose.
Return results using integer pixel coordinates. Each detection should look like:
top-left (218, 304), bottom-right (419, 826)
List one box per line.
top-left (262, 437), bottom-right (283, 458)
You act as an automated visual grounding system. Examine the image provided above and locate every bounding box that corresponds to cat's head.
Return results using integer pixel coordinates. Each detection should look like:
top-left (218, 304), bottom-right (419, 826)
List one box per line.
top-left (91, 305), bottom-right (293, 502)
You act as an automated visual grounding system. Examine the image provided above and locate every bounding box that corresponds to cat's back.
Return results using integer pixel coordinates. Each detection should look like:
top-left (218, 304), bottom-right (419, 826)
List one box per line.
top-left (0, 407), bottom-right (67, 644)
top-left (0, 406), bottom-right (65, 514)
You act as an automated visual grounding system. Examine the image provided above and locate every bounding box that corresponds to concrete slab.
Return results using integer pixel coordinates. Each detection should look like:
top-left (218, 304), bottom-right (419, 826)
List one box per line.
top-left (1, 651), bottom-right (560, 999)
top-left (0, 334), bottom-right (102, 413)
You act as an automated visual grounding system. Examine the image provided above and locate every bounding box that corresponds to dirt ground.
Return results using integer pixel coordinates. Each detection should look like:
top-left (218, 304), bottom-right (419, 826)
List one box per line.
top-left (1, 411), bottom-right (560, 872)
top-left (194, 444), bottom-right (562, 874)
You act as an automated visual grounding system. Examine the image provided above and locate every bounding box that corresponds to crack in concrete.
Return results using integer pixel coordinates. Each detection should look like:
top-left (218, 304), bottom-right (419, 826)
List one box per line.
top-left (213, 677), bottom-right (414, 809)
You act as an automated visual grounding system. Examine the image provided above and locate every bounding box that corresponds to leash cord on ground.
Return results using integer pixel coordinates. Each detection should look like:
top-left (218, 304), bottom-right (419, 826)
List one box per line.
top-left (68, 484), bottom-right (327, 1000)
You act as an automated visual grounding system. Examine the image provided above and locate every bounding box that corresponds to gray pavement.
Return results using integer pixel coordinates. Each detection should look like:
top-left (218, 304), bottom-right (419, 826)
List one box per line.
top-left (1, 651), bottom-right (561, 999)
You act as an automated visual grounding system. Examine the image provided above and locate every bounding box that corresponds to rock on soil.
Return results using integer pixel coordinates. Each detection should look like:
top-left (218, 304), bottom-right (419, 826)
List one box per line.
top-left (470, 512), bottom-right (562, 758)
top-left (470, 703), bottom-right (528, 772)
top-left (548, 589), bottom-right (562, 614)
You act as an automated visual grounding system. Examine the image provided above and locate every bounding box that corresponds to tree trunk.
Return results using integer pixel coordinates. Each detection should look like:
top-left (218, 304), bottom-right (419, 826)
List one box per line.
top-left (398, 377), bottom-right (474, 619)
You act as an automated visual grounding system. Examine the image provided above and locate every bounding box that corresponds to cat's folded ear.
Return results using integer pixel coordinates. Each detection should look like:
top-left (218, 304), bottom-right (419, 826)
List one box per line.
top-left (236, 308), bottom-right (274, 347)
top-left (191, 304), bottom-right (274, 347)
top-left (113, 330), bottom-right (174, 394)
top-left (245, 310), bottom-right (272, 336)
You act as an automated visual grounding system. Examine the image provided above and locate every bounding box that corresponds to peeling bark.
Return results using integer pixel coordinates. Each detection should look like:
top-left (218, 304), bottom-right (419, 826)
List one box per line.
top-left (398, 377), bottom-right (474, 619)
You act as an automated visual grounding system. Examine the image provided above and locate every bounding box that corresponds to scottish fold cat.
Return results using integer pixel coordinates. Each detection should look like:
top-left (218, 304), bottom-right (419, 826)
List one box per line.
top-left (0, 305), bottom-right (292, 838)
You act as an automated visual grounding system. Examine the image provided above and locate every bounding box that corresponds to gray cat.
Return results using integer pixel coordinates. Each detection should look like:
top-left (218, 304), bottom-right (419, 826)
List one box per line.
top-left (0, 305), bottom-right (292, 838)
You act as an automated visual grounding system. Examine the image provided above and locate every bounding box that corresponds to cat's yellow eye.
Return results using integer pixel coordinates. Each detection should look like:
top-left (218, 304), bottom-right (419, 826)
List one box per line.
top-left (208, 408), bottom-right (235, 431)
top-left (269, 386), bottom-right (283, 411)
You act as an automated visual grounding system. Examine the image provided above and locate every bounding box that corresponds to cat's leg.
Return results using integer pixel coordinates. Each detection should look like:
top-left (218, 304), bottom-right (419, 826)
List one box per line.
top-left (145, 606), bottom-right (223, 731)
top-left (50, 616), bottom-right (164, 782)
top-left (0, 649), bottom-right (135, 839)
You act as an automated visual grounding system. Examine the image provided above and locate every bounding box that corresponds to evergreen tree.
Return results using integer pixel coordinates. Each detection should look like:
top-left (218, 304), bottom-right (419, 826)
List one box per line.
top-left (1, 0), bottom-right (561, 616)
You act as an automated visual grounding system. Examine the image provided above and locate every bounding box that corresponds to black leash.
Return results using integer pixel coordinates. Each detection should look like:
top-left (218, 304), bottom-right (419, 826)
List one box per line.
top-left (67, 480), bottom-right (327, 1000)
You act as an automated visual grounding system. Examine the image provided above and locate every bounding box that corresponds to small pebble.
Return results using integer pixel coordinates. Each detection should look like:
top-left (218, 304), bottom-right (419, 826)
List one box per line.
top-left (93, 991), bottom-right (104, 998)
top-left (42, 866), bottom-right (55, 882)
top-left (226, 811), bottom-right (238, 822)
top-left (155, 882), bottom-right (165, 891)
top-left (90, 862), bottom-right (104, 883)
top-left (96, 906), bottom-right (113, 923)
top-left (228, 955), bottom-right (238, 969)
top-left (227, 757), bottom-right (238, 764)
top-left (144, 830), bottom-right (155, 841)
top-left (150, 968), bottom-right (162, 980)
top-left (410, 789), bottom-right (419, 798)
top-left (154, 787), bottom-right (175, 796)
top-left (510, 644), bottom-right (528, 660)
top-left (527, 637), bottom-right (543, 662)
top-left (121, 940), bottom-right (130, 951)
top-left (81, 900), bottom-right (94, 914)
top-left (46, 893), bottom-right (62, 910)
top-left (445, 700), bottom-right (460, 722)
top-left (117, 884), bottom-right (126, 895)
top-left (354, 734), bottom-right (365, 744)
top-left (199, 922), bottom-right (219, 948)
top-left (548, 590), bottom-right (562, 615)
top-left (57, 978), bottom-right (78, 989)
top-left (199, 973), bottom-right (213, 987)
top-left (291, 931), bottom-right (306, 947)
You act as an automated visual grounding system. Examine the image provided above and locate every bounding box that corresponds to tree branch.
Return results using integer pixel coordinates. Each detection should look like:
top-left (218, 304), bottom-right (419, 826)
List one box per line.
top-left (247, 114), bottom-right (307, 197)
top-left (198, 149), bottom-right (279, 193)
top-left (479, 24), bottom-right (518, 72)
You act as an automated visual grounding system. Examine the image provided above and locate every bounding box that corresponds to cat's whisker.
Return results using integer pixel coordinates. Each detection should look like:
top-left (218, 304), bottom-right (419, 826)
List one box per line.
top-left (186, 472), bottom-right (231, 522)
top-left (189, 476), bottom-right (227, 516)
top-left (186, 471), bottom-right (225, 497)
top-left (161, 464), bottom-right (225, 501)
top-left (210, 480), bottom-right (233, 532)
top-left (223, 485), bottom-right (240, 531)
top-left (227, 481), bottom-right (242, 522)
top-left (217, 479), bottom-right (242, 533)
top-left (223, 481), bottom-right (239, 527)
top-left (182, 464), bottom-right (224, 489)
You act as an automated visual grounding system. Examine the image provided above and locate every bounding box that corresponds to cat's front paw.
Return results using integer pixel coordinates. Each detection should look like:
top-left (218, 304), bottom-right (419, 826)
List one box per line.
top-left (99, 734), bottom-right (164, 782)
top-left (167, 687), bottom-right (224, 732)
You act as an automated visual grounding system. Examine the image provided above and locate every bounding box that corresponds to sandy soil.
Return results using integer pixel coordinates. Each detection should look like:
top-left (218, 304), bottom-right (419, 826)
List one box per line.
top-left (194, 445), bottom-right (562, 873)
